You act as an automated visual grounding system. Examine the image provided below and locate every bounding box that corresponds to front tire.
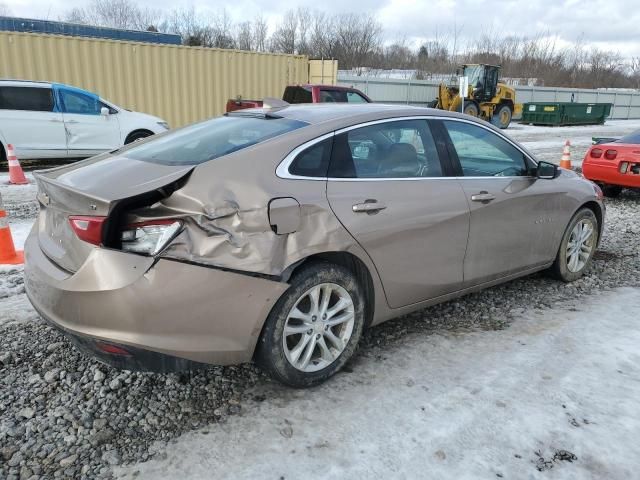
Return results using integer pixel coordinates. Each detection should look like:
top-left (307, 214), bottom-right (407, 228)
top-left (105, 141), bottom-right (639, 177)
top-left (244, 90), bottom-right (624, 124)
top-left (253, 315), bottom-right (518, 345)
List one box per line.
top-left (550, 208), bottom-right (599, 282)
top-left (492, 104), bottom-right (512, 129)
top-left (255, 262), bottom-right (365, 388)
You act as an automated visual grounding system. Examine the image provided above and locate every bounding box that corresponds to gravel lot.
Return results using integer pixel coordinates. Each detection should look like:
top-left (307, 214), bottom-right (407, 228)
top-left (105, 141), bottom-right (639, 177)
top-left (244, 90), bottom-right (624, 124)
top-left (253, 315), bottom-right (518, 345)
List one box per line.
top-left (1, 122), bottom-right (639, 479)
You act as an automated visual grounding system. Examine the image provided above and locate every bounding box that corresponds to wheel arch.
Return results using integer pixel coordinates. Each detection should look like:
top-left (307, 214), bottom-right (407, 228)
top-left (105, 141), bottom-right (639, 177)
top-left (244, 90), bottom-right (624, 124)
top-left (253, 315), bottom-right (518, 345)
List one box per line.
top-left (125, 129), bottom-right (154, 144)
top-left (581, 200), bottom-right (605, 247)
top-left (282, 251), bottom-right (376, 329)
top-left (499, 99), bottom-right (514, 112)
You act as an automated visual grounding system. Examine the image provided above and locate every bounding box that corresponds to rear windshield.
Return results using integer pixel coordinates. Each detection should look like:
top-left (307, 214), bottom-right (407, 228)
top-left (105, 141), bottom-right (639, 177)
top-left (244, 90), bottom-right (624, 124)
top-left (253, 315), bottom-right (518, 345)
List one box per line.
top-left (283, 86), bottom-right (312, 104)
top-left (615, 130), bottom-right (640, 144)
top-left (124, 115), bottom-right (308, 165)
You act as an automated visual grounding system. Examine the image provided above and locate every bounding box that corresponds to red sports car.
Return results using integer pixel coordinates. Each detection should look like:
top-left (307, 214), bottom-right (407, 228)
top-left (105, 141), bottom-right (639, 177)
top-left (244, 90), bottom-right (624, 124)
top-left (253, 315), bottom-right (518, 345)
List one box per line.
top-left (583, 130), bottom-right (640, 197)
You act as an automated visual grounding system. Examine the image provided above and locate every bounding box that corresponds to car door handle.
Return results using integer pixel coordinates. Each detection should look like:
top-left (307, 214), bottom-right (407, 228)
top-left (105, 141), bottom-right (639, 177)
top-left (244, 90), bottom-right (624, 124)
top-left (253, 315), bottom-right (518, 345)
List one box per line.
top-left (66, 120), bottom-right (79, 124)
top-left (352, 200), bottom-right (387, 213)
top-left (50, 118), bottom-right (63, 123)
top-left (470, 192), bottom-right (496, 202)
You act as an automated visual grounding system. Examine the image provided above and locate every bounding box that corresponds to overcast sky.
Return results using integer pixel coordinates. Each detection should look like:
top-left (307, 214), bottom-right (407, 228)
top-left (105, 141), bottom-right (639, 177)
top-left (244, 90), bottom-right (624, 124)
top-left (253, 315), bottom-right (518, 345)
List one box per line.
top-left (2, 0), bottom-right (640, 58)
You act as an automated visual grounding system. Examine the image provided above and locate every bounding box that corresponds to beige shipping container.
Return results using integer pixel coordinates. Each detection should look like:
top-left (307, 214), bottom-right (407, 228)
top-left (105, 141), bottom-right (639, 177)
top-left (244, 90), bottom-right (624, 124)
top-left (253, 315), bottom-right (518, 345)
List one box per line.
top-left (0, 31), bottom-right (309, 127)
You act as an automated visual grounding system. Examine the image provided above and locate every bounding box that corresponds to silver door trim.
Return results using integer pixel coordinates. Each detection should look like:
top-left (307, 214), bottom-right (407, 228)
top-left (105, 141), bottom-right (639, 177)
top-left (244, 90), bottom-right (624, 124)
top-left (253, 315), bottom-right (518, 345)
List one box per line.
top-left (275, 115), bottom-right (538, 181)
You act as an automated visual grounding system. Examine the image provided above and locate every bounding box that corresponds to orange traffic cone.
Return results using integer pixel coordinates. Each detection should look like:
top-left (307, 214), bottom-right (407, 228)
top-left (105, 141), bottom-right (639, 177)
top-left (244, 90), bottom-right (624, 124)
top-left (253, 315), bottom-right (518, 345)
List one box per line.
top-left (7, 144), bottom-right (28, 185)
top-left (0, 193), bottom-right (24, 265)
top-left (559, 140), bottom-right (572, 170)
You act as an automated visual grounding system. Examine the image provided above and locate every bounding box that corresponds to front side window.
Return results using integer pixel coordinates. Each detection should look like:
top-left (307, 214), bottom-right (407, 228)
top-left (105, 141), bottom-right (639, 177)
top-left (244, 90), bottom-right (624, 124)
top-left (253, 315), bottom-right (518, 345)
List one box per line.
top-left (60, 90), bottom-right (101, 115)
top-left (0, 86), bottom-right (54, 112)
top-left (125, 115), bottom-right (307, 165)
top-left (329, 119), bottom-right (443, 178)
top-left (444, 120), bottom-right (529, 177)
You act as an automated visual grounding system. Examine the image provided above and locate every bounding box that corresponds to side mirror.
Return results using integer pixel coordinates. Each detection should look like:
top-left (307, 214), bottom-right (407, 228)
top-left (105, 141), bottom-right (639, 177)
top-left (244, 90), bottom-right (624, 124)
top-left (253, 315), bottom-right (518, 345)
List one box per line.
top-left (100, 107), bottom-right (110, 116)
top-left (536, 161), bottom-right (558, 179)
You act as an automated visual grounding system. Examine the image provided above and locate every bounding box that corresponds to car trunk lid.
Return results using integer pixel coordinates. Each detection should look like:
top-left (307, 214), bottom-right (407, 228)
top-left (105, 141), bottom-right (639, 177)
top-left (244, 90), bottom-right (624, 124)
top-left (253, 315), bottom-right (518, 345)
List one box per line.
top-left (34, 155), bottom-right (192, 273)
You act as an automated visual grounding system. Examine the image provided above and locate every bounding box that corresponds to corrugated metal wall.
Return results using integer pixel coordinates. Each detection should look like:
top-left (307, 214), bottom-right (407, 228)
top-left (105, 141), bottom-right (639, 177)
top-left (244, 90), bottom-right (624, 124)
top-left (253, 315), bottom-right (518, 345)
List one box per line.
top-left (0, 31), bottom-right (309, 127)
top-left (338, 75), bottom-right (640, 120)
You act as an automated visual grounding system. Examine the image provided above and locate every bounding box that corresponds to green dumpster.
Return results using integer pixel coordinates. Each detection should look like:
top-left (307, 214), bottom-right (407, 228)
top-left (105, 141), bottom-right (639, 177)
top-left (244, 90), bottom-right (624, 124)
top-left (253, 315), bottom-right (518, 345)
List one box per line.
top-left (521, 102), bottom-right (612, 126)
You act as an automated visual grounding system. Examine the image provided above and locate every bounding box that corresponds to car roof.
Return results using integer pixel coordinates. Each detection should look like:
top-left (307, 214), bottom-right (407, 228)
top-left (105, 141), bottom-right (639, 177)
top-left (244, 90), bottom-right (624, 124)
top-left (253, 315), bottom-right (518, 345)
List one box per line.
top-left (0, 79), bottom-right (52, 88)
top-left (262, 103), bottom-right (471, 126)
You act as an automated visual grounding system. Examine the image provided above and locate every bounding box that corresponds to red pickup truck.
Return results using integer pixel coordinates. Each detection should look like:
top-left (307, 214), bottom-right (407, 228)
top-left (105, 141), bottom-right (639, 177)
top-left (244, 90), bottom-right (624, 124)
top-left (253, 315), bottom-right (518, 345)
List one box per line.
top-left (226, 84), bottom-right (372, 112)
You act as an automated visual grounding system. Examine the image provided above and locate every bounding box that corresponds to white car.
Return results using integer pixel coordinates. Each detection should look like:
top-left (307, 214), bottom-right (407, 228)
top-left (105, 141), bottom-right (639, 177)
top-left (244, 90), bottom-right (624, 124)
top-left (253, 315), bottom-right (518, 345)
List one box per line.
top-left (0, 80), bottom-right (169, 160)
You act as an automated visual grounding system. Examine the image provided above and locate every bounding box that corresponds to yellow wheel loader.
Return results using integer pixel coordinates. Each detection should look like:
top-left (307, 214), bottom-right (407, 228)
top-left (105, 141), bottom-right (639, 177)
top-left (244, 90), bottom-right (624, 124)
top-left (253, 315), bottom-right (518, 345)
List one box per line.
top-left (433, 64), bottom-right (522, 129)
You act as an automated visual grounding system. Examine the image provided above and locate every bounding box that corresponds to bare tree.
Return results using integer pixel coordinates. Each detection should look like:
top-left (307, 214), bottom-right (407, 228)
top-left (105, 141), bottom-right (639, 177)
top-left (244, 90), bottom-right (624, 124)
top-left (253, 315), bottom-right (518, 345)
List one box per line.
top-left (66, 0), bottom-right (161, 30)
top-left (236, 21), bottom-right (254, 51)
top-left (270, 10), bottom-right (298, 54)
top-left (0, 2), bottom-right (11, 16)
top-left (253, 15), bottom-right (268, 52)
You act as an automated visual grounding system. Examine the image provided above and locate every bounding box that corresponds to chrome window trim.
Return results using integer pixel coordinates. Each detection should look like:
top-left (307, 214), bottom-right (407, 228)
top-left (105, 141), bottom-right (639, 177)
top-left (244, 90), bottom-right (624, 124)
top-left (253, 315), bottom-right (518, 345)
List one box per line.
top-left (276, 132), bottom-right (335, 180)
top-left (275, 115), bottom-right (537, 181)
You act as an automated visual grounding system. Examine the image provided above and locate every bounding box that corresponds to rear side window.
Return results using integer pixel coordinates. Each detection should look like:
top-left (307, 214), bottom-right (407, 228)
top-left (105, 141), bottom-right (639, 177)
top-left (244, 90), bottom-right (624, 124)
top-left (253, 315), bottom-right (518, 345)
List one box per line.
top-left (60, 90), bottom-right (101, 115)
top-left (0, 86), bottom-right (54, 112)
top-left (283, 86), bottom-right (312, 104)
top-left (124, 115), bottom-right (308, 165)
top-left (289, 138), bottom-right (333, 177)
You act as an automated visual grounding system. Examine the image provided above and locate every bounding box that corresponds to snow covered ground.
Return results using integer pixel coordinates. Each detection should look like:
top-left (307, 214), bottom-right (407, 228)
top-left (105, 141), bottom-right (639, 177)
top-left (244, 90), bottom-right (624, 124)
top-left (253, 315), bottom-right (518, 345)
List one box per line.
top-left (117, 288), bottom-right (640, 480)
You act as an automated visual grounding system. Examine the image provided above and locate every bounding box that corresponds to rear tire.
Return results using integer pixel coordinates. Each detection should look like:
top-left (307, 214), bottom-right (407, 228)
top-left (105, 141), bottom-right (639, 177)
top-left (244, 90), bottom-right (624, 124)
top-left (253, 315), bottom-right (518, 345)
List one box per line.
top-left (550, 208), bottom-right (599, 282)
top-left (600, 184), bottom-right (622, 198)
top-left (255, 262), bottom-right (365, 388)
top-left (124, 130), bottom-right (153, 144)
top-left (491, 104), bottom-right (512, 129)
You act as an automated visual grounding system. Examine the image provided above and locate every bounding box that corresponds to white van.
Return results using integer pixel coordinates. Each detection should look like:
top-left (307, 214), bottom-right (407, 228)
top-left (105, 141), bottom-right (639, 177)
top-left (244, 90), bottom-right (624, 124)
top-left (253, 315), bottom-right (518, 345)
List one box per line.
top-left (0, 80), bottom-right (170, 160)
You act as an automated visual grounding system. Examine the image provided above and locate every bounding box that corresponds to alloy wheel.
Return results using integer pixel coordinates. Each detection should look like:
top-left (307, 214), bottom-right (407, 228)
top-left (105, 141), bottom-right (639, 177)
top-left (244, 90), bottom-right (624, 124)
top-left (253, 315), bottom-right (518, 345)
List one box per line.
top-left (566, 219), bottom-right (595, 273)
top-left (282, 283), bottom-right (355, 373)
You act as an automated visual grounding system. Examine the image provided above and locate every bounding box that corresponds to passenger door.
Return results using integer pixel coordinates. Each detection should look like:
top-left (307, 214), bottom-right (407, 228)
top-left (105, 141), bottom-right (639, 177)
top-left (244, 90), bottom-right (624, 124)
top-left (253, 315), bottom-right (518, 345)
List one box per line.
top-left (57, 87), bottom-right (120, 156)
top-left (0, 86), bottom-right (67, 158)
top-left (326, 118), bottom-right (470, 309)
top-left (441, 119), bottom-right (563, 286)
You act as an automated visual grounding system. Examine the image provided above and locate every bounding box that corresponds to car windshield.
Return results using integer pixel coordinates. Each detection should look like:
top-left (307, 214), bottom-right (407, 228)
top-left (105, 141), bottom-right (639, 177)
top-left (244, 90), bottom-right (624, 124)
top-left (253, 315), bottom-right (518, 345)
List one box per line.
top-left (124, 115), bottom-right (308, 165)
top-left (615, 130), bottom-right (640, 144)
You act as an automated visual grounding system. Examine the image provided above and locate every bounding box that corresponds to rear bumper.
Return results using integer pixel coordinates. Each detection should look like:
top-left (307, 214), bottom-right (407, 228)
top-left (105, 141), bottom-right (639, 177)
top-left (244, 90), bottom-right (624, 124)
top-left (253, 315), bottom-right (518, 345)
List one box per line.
top-left (583, 159), bottom-right (640, 188)
top-left (24, 230), bottom-right (289, 370)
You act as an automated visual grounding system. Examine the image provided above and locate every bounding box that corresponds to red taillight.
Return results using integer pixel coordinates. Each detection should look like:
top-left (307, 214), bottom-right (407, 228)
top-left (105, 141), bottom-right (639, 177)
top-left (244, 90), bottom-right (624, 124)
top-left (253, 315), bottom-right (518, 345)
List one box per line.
top-left (590, 148), bottom-right (603, 158)
top-left (605, 149), bottom-right (617, 160)
top-left (68, 216), bottom-right (106, 246)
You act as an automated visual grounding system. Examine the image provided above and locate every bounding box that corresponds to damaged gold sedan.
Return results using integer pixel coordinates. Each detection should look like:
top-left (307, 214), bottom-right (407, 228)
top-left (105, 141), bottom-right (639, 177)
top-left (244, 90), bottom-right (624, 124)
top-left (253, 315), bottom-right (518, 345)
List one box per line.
top-left (25, 104), bottom-right (604, 387)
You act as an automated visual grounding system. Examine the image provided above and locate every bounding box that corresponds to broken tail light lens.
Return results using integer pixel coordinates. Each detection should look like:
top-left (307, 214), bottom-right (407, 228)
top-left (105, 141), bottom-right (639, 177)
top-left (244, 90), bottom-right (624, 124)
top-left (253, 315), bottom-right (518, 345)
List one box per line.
top-left (605, 149), bottom-right (617, 160)
top-left (590, 148), bottom-right (603, 158)
top-left (69, 216), bottom-right (107, 246)
top-left (120, 220), bottom-right (182, 256)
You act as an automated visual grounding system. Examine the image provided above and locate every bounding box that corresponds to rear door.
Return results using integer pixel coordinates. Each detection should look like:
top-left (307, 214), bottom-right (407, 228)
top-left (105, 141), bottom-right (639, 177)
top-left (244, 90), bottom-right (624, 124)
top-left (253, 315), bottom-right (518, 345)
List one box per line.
top-left (326, 118), bottom-right (470, 308)
top-left (440, 119), bottom-right (563, 286)
top-left (0, 85), bottom-right (67, 158)
top-left (57, 86), bottom-right (121, 156)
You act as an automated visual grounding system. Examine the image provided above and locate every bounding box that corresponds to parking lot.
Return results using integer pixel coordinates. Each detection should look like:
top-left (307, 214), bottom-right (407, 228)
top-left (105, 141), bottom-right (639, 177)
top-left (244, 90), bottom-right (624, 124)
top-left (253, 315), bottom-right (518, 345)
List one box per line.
top-left (1, 120), bottom-right (640, 479)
